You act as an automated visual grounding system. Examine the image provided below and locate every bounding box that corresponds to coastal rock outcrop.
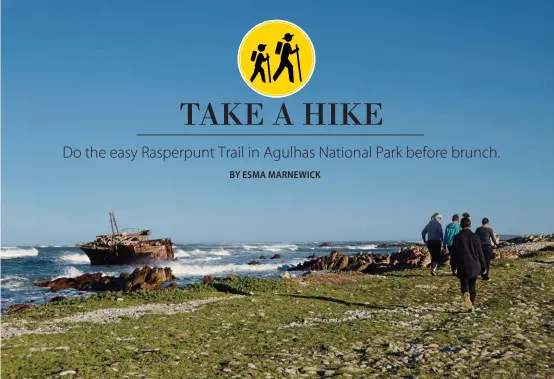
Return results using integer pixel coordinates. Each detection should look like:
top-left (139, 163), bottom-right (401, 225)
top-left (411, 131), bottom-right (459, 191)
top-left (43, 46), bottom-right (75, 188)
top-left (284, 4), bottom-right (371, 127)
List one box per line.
top-left (506, 234), bottom-right (554, 244)
top-left (291, 245), bottom-right (448, 273)
top-left (36, 266), bottom-right (175, 293)
top-left (270, 254), bottom-right (282, 259)
top-left (291, 251), bottom-right (389, 273)
top-left (388, 245), bottom-right (446, 269)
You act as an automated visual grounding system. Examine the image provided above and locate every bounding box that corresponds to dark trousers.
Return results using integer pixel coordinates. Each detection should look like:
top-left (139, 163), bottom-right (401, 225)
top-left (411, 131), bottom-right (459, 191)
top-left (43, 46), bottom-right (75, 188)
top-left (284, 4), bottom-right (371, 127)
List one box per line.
top-left (427, 240), bottom-right (442, 269)
top-left (460, 277), bottom-right (477, 304)
top-left (482, 244), bottom-right (493, 278)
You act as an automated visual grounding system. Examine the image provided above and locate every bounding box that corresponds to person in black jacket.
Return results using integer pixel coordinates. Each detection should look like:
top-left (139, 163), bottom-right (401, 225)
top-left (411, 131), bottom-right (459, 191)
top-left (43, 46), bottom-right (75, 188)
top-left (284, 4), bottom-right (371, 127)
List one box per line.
top-left (475, 218), bottom-right (497, 281)
top-left (451, 216), bottom-right (487, 312)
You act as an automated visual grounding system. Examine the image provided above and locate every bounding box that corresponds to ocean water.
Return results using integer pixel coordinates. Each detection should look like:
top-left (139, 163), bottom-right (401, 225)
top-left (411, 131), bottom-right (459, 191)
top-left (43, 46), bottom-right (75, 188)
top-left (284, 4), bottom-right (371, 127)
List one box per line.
top-left (0, 242), bottom-right (398, 309)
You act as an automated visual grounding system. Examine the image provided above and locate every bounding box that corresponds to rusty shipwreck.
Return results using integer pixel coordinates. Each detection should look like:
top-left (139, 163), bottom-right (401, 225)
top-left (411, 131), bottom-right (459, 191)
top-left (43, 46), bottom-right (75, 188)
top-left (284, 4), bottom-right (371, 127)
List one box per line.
top-left (76, 211), bottom-right (174, 265)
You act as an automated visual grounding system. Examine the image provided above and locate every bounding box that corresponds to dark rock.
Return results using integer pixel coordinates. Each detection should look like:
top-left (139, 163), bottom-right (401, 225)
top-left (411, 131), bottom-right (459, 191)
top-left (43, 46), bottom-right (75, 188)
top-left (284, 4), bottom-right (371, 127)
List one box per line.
top-left (291, 245), bottom-right (448, 274)
top-left (203, 275), bottom-right (215, 285)
top-left (248, 260), bottom-right (261, 265)
top-left (270, 254), bottom-right (282, 259)
top-left (227, 274), bottom-right (240, 281)
top-left (389, 245), bottom-right (431, 269)
top-left (36, 273), bottom-right (103, 292)
top-left (258, 255), bottom-right (267, 259)
top-left (307, 253), bottom-right (318, 259)
top-left (4, 303), bottom-right (37, 315)
top-left (319, 242), bottom-right (334, 247)
top-left (48, 296), bottom-right (67, 303)
top-left (166, 282), bottom-right (178, 289)
top-left (506, 234), bottom-right (554, 244)
top-left (36, 266), bottom-right (175, 293)
top-left (292, 251), bottom-right (365, 272)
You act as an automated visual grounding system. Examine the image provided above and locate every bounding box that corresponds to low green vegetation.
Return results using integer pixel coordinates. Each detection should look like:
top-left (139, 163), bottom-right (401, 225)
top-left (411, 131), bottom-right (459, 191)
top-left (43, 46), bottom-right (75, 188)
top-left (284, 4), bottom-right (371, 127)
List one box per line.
top-left (1, 251), bottom-right (553, 378)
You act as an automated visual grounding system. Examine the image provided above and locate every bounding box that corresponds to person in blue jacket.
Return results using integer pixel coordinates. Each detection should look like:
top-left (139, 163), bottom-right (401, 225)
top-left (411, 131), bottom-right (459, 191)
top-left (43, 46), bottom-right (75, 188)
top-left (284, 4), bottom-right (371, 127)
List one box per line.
top-left (444, 214), bottom-right (462, 273)
top-left (422, 213), bottom-right (444, 276)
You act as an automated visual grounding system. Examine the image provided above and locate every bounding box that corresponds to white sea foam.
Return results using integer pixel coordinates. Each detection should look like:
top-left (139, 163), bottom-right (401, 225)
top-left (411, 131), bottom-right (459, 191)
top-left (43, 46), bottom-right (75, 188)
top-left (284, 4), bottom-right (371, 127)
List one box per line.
top-left (0, 247), bottom-right (39, 259)
top-left (168, 259), bottom-right (302, 277)
top-left (241, 244), bottom-right (299, 253)
top-left (182, 249), bottom-right (232, 256)
top-left (344, 244), bottom-right (378, 250)
top-left (55, 267), bottom-right (85, 279)
top-left (38, 245), bottom-right (49, 248)
top-left (53, 245), bottom-right (62, 248)
top-left (0, 276), bottom-right (31, 290)
top-left (174, 249), bottom-right (191, 258)
top-left (59, 253), bottom-right (90, 264)
top-left (187, 257), bottom-right (222, 263)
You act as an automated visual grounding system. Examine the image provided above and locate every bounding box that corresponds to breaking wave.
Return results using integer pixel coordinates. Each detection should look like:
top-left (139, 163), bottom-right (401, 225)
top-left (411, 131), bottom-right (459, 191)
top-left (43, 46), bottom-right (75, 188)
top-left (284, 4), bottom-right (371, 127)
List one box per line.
top-left (0, 276), bottom-right (31, 290)
top-left (55, 266), bottom-right (85, 279)
top-left (168, 260), bottom-right (301, 277)
top-left (180, 249), bottom-right (232, 256)
top-left (187, 257), bottom-right (222, 263)
top-left (344, 244), bottom-right (378, 250)
top-left (241, 244), bottom-right (299, 253)
top-left (0, 247), bottom-right (39, 259)
top-left (59, 253), bottom-right (90, 263)
top-left (174, 249), bottom-right (191, 258)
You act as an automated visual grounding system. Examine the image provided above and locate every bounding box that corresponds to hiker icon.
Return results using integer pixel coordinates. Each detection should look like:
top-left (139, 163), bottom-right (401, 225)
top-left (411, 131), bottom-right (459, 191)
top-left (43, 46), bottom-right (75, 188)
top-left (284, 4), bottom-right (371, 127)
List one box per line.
top-left (238, 20), bottom-right (315, 97)
top-left (250, 44), bottom-right (272, 83)
top-left (273, 33), bottom-right (302, 83)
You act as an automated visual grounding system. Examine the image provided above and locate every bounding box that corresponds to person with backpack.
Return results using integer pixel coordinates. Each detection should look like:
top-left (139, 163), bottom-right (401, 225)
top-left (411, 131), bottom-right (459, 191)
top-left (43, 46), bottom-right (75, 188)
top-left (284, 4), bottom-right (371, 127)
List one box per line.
top-left (421, 213), bottom-right (444, 276)
top-left (249, 44), bottom-right (270, 83)
top-left (273, 33), bottom-right (299, 83)
top-left (475, 218), bottom-right (498, 281)
top-left (443, 214), bottom-right (462, 273)
top-left (451, 216), bottom-right (487, 312)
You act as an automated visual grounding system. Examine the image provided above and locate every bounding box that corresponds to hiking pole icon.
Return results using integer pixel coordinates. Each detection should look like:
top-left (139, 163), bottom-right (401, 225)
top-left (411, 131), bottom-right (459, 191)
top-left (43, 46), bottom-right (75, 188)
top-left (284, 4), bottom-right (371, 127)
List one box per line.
top-left (266, 54), bottom-right (272, 83)
top-left (296, 44), bottom-right (302, 82)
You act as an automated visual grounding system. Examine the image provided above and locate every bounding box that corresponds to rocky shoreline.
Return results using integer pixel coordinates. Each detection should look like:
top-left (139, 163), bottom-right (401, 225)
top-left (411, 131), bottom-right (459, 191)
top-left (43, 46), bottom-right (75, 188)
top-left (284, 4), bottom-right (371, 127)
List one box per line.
top-left (1, 236), bottom-right (553, 378)
top-left (4, 235), bottom-right (553, 317)
top-left (292, 234), bottom-right (554, 274)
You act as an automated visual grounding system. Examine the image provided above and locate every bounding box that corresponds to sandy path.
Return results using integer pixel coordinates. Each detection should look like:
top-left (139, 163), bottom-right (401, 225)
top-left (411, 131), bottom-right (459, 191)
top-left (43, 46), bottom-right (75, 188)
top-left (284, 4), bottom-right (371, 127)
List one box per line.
top-left (1, 295), bottom-right (243, 340)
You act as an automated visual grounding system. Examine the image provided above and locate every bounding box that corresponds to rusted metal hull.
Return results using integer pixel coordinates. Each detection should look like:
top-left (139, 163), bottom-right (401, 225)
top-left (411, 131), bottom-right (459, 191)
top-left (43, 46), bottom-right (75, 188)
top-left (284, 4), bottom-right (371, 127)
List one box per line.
top-left (77, 239), bottom-right (174, 265)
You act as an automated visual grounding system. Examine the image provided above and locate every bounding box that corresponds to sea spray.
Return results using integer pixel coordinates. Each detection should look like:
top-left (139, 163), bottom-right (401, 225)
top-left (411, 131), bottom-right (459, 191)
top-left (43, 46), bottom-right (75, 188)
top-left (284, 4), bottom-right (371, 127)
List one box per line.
top-left (59, 253), bottom-right (90, 263)
top-left (0, 247), bottom-right (39, 259)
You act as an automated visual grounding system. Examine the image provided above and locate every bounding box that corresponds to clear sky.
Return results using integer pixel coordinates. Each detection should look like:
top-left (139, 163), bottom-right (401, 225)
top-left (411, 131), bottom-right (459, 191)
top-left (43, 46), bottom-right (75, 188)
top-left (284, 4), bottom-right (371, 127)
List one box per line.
top-left (2, 0), bottom-right (553, 245)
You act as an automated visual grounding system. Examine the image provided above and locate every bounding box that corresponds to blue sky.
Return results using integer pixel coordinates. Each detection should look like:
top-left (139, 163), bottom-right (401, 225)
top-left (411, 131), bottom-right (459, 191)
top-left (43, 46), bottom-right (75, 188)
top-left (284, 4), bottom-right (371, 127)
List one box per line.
top-left (2, 0), bottom-right (553, 245)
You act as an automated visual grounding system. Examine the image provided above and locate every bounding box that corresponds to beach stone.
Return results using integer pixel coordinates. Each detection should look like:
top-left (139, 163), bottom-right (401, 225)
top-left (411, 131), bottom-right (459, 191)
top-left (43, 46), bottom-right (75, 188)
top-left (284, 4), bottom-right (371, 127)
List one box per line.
top-left (59, 370), bottom-right (77, 376)
top-left (248, 260), bottom-right (261, 265)
top-left (270, 254), bottom-right (282, 259)
top-left (337, 365), bottom-right (362, 374)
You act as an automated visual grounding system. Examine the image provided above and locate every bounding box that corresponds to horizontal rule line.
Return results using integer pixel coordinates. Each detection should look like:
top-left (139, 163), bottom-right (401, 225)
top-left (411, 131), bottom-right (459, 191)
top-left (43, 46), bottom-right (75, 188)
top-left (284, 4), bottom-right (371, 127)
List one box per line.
top-left (136, 133), bottom-right (425, 137)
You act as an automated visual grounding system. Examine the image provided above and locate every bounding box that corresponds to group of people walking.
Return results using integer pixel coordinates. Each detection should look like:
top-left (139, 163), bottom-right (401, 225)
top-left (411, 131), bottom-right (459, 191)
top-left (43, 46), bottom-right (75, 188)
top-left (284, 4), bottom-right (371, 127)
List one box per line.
top-left (421, 212), bottom-right (497, 312)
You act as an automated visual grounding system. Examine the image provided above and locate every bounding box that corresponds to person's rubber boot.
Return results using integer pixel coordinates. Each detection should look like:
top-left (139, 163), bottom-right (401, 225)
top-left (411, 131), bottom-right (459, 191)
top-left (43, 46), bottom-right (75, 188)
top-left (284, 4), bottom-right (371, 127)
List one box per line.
top-left (463, 292), bottom-right (473, 312)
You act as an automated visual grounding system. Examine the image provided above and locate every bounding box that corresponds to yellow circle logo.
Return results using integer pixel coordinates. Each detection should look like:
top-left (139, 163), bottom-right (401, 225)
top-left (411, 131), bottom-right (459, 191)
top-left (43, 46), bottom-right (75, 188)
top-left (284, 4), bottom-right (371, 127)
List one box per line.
top-left (238, 20), bottom-right (316, 98)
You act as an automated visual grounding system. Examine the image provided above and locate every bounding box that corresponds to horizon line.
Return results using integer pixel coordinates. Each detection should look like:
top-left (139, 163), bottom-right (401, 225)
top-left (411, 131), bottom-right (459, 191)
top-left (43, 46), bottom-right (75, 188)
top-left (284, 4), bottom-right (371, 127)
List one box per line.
top-left (136, 133), bottom-right (425, 137)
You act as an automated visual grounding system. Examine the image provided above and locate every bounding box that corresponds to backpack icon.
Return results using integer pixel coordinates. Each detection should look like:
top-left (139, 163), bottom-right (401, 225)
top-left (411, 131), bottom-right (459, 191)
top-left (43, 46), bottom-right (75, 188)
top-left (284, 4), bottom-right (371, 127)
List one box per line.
top-left (275, 41), bottom-right (283, 54)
